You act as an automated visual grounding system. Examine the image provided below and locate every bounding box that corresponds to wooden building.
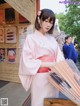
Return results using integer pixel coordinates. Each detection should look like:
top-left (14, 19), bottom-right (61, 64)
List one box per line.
top-left (0, 0), bottom-right (40, 82)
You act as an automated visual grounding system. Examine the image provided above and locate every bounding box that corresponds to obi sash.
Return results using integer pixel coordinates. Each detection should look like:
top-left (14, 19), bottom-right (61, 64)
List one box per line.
top-left (37, 54), bottom-right (56, 73)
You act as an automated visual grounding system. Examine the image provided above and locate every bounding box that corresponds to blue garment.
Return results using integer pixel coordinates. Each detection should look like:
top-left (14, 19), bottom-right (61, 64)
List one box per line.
top-left (63, 43), bottom-right (78, 63)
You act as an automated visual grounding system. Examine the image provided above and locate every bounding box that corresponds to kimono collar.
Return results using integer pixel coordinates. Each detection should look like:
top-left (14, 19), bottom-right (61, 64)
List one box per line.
top-left (34, 29), bottom-right (57, 55)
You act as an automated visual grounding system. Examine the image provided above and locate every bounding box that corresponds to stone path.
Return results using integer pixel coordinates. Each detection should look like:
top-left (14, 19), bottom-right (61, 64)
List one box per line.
top-left (0, 82), bottom-right (30, 106)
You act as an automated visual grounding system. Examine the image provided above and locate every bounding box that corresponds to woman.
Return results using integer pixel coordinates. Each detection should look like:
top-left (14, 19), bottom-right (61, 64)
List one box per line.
top-left (63, 36), bottom-right (78, 63)
top-left (19, 9), bottom-right (64, 106)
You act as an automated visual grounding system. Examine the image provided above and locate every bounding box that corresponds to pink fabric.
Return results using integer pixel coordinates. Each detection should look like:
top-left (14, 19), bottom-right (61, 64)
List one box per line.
top-left (38, 55), bottom-right (56, 73)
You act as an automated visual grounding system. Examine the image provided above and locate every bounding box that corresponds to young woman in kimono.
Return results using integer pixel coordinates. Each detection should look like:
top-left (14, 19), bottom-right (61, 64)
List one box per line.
top-left (19, 9), bottom-right (64, 106)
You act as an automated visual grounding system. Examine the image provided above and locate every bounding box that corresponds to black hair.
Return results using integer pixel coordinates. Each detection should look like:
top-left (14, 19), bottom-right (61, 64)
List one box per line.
top-left (74, 41), bottom-right (78, 45)
top-left (35, 9), bottom-right (55, 34)
top-left (64, 36), bottom-right (71, 44)
top-left (74, 38), bottom-right (78, 45)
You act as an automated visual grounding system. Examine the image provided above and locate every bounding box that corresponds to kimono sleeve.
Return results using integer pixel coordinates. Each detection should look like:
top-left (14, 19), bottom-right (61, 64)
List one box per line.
top-left (18, 35), bottom-right (41, 91)
top-left (56, 43), bottom-right (65, 62)
top-left (19, 35), bottom-right (41, 76)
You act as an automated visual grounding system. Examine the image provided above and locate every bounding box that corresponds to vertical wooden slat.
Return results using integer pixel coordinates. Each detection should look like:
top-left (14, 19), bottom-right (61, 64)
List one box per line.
top-left (36, 0), bottom-right (40, 15)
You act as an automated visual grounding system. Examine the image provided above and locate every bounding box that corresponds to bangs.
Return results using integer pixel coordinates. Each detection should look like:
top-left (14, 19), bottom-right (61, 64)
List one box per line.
top-left (40, 9), bottom-right (55, 22)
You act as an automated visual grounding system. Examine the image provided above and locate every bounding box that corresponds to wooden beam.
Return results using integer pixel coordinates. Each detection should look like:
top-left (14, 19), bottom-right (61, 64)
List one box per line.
top-left (4, 0), bottom-right (36, 24)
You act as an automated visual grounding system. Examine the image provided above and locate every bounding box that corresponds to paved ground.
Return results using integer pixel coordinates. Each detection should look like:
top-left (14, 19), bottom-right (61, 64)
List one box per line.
top-left (0, 82), bottom-right (30, 106)
top-left (0, 80), bottom-right (9, 88)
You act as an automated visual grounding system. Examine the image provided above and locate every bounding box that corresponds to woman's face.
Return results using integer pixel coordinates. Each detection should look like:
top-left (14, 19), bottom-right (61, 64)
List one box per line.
top-left (66, 37), bottom-right (72, 44)
top-left (39, 17), bottom-right (53, 34)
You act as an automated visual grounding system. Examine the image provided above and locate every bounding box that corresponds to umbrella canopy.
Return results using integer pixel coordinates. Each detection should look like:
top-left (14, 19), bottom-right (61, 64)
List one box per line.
top-left (48, 59), bottom-right (80, 106)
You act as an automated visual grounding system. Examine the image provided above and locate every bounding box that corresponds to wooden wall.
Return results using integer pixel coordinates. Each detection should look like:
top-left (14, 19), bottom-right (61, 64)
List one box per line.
top-left (0, 3), bottom-right (31, 83)
top-left (4, 0), bottom-right (36, 24)
top-left (0, 0), bottom-right (40, 83)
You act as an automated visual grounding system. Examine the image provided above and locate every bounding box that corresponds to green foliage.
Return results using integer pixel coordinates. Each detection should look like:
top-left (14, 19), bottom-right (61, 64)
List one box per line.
top-left (56, 13), bottom-right (66, 31)
top-left (56, 0), bottom-right (80, 44)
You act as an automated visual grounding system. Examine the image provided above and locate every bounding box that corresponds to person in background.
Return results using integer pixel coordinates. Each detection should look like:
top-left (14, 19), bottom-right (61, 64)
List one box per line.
top-left (74, 40), bottom-right (78, 48)
top-left (63, 36), bottom-right (78, 63)
top-left (19, 9), bottom-right (64, 106)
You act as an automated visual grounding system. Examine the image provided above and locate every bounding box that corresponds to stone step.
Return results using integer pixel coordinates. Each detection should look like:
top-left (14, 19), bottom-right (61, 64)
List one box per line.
top-left (0, 82), bottom-right (30, 106)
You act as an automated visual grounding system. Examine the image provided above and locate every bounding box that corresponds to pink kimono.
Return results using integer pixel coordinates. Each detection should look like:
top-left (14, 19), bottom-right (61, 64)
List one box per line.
top-left (19, 30), bottom-right (64, 106)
